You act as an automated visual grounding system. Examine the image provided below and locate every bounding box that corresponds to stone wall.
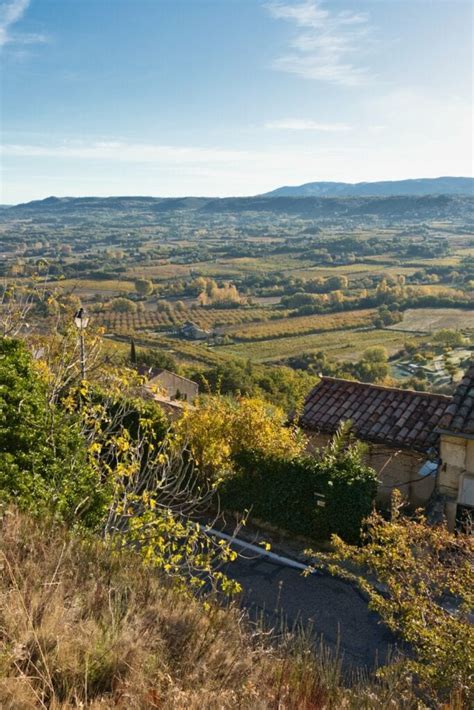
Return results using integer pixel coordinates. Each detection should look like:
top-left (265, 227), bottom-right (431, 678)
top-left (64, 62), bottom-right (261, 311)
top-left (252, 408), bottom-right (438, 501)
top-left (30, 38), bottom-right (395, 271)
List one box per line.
top-left (149, 371), bottom-right (199, 402)
top-left (438, 434), bottom-right (474, 530)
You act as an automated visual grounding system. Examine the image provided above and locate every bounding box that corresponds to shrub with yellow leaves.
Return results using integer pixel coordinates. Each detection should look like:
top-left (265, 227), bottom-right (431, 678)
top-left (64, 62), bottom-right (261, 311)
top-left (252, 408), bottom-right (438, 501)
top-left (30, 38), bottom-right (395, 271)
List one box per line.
top-left (173, 394), bottom-right (306, 482)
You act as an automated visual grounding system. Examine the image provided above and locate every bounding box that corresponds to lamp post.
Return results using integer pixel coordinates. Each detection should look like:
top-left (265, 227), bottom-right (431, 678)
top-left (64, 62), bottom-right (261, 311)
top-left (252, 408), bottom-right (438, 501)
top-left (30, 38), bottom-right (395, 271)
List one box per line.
top-left (74, 308), bottom-right (89, 380)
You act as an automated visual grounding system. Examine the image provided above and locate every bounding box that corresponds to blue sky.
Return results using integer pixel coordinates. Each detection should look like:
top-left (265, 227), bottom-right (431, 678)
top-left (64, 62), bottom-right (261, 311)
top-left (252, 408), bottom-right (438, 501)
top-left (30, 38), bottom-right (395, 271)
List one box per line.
top-left (1, 0), bottom-right (472, 202)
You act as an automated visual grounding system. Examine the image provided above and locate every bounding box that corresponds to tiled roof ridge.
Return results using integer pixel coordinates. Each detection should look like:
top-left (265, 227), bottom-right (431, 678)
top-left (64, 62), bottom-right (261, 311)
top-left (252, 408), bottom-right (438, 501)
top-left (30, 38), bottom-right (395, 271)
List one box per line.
top-left (301, 374), bottom-right (454, 453)
top-left (316, 375), bottom-right (451, 401)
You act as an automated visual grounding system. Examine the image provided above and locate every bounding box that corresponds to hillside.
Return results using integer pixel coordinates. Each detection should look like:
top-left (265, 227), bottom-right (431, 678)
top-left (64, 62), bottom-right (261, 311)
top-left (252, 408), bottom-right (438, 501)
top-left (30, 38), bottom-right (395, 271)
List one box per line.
top-left (7, 193), bottom-right (474, 222)
top-left (263, 176), bottom-right (474, 198)
top-left (0, 509), bottom-right (426, 709)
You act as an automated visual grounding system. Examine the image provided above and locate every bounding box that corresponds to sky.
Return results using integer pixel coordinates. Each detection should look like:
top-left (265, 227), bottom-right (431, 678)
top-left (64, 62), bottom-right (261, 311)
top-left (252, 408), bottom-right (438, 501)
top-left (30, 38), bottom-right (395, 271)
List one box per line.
top-left (0, 0), bottom-right (472, 203)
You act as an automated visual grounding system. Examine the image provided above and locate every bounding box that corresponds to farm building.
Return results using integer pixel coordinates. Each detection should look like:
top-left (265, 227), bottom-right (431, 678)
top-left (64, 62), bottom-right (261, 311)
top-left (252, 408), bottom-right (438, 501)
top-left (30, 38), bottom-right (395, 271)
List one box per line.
top-left (179, 321), bottom-right (211, 340)
top-left (300, 377), bottom-right (450, 509)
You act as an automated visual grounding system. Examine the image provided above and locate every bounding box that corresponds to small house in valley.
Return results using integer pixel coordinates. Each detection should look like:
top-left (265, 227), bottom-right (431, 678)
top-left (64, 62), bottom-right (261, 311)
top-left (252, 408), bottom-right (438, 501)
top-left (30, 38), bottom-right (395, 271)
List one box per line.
top-left (179, 321), bottom-right (211, 340)
top-left (300, 377), bottom-right (451, 509)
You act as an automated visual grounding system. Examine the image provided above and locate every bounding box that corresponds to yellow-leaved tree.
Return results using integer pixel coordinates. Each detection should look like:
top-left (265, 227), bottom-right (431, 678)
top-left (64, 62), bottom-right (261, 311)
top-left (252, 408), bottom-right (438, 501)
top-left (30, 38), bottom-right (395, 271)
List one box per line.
top-left (311, 491), bottom-right (474, 706)
top-left (173, 394), bottom-right (306, 482)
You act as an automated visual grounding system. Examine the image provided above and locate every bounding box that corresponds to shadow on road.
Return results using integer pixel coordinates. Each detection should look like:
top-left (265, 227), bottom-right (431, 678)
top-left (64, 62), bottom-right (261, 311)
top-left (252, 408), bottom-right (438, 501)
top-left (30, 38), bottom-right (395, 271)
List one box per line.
top-left (224, 551), bottom-right (397, 674)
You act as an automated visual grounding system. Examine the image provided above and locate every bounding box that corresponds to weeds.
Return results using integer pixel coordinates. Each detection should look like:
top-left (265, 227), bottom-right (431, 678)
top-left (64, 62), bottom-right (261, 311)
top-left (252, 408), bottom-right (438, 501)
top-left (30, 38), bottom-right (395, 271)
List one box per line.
top-left (0, 509), bottom-right (439, 708)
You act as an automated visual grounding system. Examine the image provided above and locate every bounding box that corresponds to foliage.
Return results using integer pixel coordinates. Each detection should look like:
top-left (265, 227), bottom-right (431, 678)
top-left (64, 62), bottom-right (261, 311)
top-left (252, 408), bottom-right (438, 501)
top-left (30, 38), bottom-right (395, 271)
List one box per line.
top-left (0, 335), bottom-right (241, 595)
top-left (134, 277), bottom-right (153, 296)
top-left (0, 337), bottom-right (106, 526)
top-left (285, 345), bottom-right (390, 384)
top-left (173, 394), bottom-right (306, 481)
top-left (320, 492), bottom-right (474, 704)
top-left (197, 279), bottom-right (243, 307)
top-left (62, 376), bottom-right (240, 595)
top-left (107, 297), bottom-right (139, 313)
top-left (219, 423), bottom-right (378, 543)
top-left (0, 508), bottom-right (425, 709)
top-left (352, 346), bottom-right (389, 383)
top-left (135, 345), bottom-right (179, 373)
top-left (192, 359), bottom-right (317, 412)
top-left (432, 328), bottom-right (466, 348)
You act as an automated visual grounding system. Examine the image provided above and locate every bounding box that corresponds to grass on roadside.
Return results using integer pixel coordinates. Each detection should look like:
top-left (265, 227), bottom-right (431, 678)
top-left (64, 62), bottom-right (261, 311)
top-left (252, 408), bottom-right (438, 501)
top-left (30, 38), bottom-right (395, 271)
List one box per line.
top-left (0, 509), bottom-right (423, 709)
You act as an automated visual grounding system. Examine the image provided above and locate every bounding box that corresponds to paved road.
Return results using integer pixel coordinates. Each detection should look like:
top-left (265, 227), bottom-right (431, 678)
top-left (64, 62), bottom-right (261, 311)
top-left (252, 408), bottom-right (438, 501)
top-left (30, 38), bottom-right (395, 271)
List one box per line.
top-left (223, 550), bottom-right (396, 672)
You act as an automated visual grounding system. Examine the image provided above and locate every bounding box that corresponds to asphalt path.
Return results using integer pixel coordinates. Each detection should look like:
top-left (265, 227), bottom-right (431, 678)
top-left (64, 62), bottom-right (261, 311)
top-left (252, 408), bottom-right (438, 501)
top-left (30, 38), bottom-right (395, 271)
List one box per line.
top-left (223, 550), bottom-right (396, 672)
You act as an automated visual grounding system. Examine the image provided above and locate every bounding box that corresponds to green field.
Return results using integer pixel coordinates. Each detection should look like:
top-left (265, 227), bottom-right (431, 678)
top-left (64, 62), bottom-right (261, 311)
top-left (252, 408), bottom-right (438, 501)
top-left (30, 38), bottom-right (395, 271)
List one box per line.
top-left (45, 278), bottom-right (136, 294)
top-left (217, 327), bottom-right (426, 362)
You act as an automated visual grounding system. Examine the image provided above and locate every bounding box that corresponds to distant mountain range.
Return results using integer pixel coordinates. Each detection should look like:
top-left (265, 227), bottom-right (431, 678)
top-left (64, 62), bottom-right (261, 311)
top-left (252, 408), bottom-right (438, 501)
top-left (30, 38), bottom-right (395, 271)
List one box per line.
top-left (4, 177), bottom-right (473, 224)
top-left (263, 177), bottom-right (474, 198)
top-left (5, 193), bottom-right (473, 223)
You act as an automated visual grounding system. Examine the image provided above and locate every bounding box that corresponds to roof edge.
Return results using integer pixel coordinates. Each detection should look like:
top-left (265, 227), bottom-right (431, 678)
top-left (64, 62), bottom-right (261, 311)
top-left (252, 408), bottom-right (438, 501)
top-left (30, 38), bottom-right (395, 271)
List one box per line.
top-left (300, 421), bottom-right (437, 454)
top-left (436, 428), bottom-right (474, 441)
top-left (314, 375), bottom-right (452, 401)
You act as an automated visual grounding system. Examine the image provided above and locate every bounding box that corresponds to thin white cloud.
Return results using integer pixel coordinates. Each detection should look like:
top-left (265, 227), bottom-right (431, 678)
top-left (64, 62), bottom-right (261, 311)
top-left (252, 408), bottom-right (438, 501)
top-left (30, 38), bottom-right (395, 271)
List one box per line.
top-left (266, 0), bottom-right (372, 86)
top-left (0, 0), bottom-right (46, 47)
top-left (1, 140), bottom-right (254, 164)
top-left (265, 118), bottom-right (351, 131)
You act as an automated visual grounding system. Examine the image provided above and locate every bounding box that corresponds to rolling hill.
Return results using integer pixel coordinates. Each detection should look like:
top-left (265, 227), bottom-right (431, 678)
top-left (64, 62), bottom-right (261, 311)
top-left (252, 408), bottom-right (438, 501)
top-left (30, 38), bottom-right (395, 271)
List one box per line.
top-left (263, 176), bottom-right (474, 198)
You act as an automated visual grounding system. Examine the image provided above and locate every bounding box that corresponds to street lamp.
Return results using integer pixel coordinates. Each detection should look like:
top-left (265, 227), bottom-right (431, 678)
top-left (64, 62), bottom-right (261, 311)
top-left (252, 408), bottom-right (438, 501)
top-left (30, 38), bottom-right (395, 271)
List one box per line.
top-left (74, 307), bottom-right (89, 380)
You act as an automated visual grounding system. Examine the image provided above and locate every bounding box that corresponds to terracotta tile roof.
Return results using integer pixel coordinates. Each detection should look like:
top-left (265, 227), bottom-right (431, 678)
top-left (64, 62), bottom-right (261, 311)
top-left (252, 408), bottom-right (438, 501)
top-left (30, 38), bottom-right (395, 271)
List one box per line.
top-left (437, 362), bottom-right (474, 436)
top-left (300, 377), bottom-right (451, 453)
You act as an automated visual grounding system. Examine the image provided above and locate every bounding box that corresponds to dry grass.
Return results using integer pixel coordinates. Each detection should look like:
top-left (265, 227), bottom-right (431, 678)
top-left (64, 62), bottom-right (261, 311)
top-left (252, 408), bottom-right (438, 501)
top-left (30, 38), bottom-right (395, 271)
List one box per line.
top-left (387, 308), bottom-right (474, 333)
top-left (0, 510), bottom-right (424, 709)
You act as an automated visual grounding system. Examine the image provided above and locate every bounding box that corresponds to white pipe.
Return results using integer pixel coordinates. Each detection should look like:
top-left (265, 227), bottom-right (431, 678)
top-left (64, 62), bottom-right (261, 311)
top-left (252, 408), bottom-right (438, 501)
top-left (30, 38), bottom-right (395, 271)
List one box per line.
top-left (202, 525), bottom-right (315, 573)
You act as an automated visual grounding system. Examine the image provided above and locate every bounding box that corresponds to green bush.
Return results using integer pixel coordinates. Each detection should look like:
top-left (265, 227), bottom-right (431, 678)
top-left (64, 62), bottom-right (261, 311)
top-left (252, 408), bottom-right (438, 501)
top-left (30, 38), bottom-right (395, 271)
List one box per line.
top-left (0, 338), bottom-right (106, 527)
top-left (219, 433), bottom-right (378, 544)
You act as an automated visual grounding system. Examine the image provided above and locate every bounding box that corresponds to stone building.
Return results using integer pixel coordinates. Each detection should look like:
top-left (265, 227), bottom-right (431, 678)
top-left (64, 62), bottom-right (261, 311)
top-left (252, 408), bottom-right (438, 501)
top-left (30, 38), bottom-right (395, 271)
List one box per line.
top-left (137, 365), bottom-right (199, 403)
top-left (300, 376), bottom-right (451, 507)
top-left (148, 369), bottom-right (199, 403)
top-left (435, 364), bottom-right (474, 530)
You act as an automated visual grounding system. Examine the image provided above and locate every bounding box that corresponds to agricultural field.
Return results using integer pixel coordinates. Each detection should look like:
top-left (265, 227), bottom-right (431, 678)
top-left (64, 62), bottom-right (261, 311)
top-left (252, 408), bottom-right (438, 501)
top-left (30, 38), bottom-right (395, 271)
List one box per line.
top-left (1, 193), bottom-right (473, 392)
top-left (217, 327), bottom-right (427, 363)
top-left (388, 308), bottom-right (474, 333)
top-left (283, 264), bottom-right (419, 281)
top-left (97, 306), bottom-right (274, 333)
top-left (224, 309), bottom-right (376, 341)
top-left (45, 278), bottom-right (136, 295)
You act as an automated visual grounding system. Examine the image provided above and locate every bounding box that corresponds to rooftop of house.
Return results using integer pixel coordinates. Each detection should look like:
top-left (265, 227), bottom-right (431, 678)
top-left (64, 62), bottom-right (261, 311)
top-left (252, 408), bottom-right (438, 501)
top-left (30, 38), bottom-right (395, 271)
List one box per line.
top-left (437, 362), bottom-right (474, 436)
top-left (300, 376), bottom-right (452, 453)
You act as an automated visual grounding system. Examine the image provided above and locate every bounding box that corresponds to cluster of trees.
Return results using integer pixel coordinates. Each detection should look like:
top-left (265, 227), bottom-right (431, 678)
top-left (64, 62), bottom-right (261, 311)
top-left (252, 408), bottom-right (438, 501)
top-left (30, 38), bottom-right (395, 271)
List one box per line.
top-left (190, 359), bottom-right (317, 412)
top-left (106, 297), bottom-right (145, 313)
top-left (288, 282), bottom-right (472, 318)
top-left (196, 279), bottom-right (244, 307)
top-left (286, 346), bottom-right (390, 384)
